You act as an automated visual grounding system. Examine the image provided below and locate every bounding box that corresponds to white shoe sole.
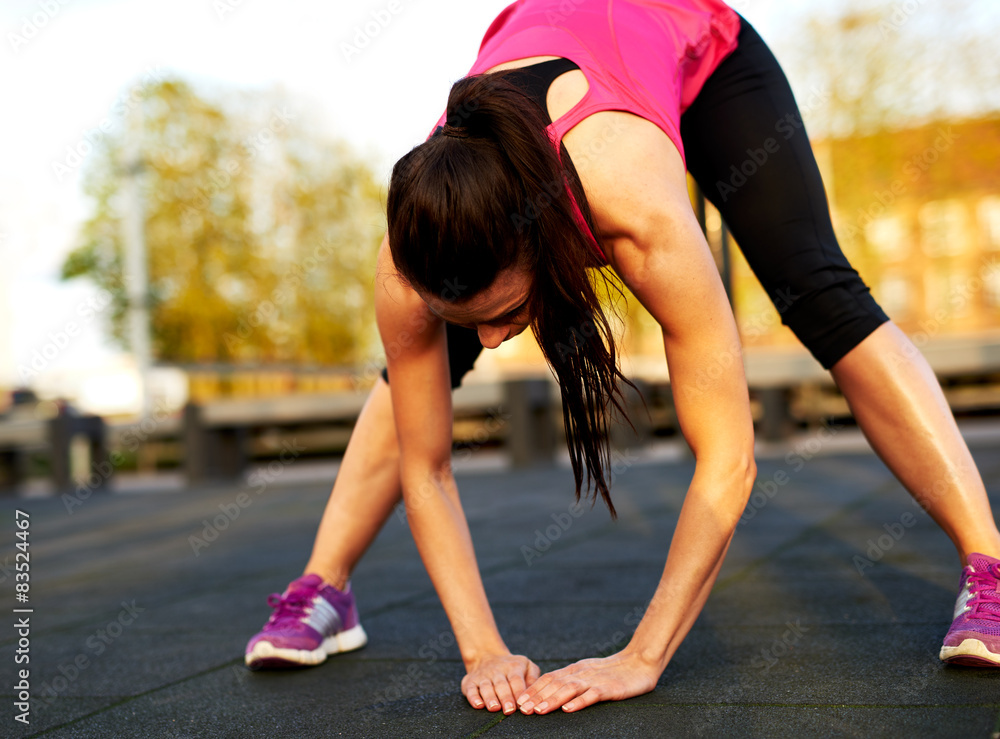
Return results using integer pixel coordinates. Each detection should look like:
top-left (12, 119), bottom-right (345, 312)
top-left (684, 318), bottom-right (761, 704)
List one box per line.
top-left (939, 637), bottom-right (1000, 666)
top-left (245, 623), bottom-right (368, 668)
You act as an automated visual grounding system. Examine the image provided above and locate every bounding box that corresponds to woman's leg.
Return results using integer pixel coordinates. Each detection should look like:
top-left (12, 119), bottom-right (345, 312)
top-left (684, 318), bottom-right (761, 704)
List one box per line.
top-left (245, 377), bottom-right (401, 667)
top-left (831, 323), bottom-right (1000, 562)
top-left (302, 376), bottom-right (403, 590)
top-left (246, 325), bottom-right (485, 668)
top-left (680, 19), bottom-right (1000, 561)
top-left (304, 323), bottom-right (485, 588)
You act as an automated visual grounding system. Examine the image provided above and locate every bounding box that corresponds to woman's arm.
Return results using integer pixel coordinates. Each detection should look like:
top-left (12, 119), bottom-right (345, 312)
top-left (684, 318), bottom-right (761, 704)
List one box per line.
top-left (516, 112), bottom-right (756, 714)
top-left (374, 235), bottom-right (539, 714)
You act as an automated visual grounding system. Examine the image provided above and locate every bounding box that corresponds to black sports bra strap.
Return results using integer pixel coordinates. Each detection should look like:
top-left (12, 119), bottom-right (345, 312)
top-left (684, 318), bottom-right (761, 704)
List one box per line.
top-left (501, 57), bottom-right (581, 125)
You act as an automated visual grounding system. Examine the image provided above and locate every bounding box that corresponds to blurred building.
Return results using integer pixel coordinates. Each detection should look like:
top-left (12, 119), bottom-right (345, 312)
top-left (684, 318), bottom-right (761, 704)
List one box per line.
top-left (733, 114), bottom-right (1000, 350)
top-left (112, 114), bottom-right (1000, 400)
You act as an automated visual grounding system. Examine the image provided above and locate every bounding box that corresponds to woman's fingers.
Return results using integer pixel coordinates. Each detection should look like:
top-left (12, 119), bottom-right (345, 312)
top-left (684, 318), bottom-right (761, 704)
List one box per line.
top-left (477, 678), bottom-right (504, 712)
top-left (526, 660), bottom-right (542, 686)
top-left (560, 687), bottom-right (604, 713)
top-left (515, 670), bottom-right (557, 713)
top-left (463, 679), bottom-right (487, 710)
top-left (517, 671), bottom-right (584, 714)
top-left (496, 676), bottom-right (522, 714)
top-left (464, 655), bottom-right (541, 714)
top-left (519, 676), bottom-right (590, 714)
top-left (515, 653), bottom-right (660, 714)
top-left (506, 673), bottom-right (527, 708)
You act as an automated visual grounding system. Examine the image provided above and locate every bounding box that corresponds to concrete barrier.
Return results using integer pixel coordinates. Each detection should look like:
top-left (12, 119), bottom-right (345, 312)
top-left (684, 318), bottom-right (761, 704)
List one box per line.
top-left (0, 407), bottom-right (110, 494)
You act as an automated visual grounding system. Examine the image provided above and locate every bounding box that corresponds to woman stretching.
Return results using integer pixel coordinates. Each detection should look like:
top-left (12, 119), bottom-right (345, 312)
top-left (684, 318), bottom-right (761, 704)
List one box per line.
top-left (245, 0), bottom-right (1000, 715)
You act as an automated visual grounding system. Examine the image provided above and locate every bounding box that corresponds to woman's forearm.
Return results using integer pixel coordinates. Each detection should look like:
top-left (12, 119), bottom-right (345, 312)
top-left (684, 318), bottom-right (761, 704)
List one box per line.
top-left (401, 462), bottom-right (509, 665)
top-left (625, 458), bottom-right (754, 670)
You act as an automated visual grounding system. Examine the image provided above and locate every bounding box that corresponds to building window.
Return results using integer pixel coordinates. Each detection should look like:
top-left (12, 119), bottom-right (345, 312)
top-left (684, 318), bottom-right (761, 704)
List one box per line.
top-left (919, 200), bottom-right (966, 258)
top-left (865, 215), bottom-right (908, 260)
top-left (876, 275), bottom-right (910, 317)
top-left (978, 196), bottom-right (1000, 250)
top-left (985, 263), bottom-right (1000, 307)
top-left (924, 268), bottom-right (969, 318)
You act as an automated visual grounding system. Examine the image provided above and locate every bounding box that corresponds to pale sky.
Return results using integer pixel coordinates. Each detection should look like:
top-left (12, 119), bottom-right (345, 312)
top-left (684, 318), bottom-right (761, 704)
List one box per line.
top-left (0, 0), bottom-right (798, 397)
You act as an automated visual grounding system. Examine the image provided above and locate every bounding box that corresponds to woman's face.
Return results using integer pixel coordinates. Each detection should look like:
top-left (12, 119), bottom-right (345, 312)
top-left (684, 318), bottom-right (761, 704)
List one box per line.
top-left (419, 268), bottom-right (532, 349)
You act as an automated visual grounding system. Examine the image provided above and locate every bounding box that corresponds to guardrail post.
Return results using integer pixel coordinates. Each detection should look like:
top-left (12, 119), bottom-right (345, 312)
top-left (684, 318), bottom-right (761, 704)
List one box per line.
top-left (504, 379), bottom-right (557, 467)
top-left (183, 403), bottom-right (208, 482)
top-left (758, 387), bottom-right (793, 441)
top-left (183, 403), bottom-right (247, 483)
top-left (48, 409), bottom-right (111, 493)
top-left (0, 450), bottom-right (26, 492)
top-left (609, 378), bottom-right (650, 452)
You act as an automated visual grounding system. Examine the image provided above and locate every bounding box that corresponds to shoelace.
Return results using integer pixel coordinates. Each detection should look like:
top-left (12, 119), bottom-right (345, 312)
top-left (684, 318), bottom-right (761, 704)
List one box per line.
top-left (265, 589), bottom-right (316, 628)
top-left (968, 563), bottom-right (1000, 621)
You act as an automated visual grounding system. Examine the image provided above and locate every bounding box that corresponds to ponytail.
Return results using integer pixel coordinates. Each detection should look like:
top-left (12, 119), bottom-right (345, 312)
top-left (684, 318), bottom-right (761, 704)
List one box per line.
top-left (388, 72), bottom-right (635, 517)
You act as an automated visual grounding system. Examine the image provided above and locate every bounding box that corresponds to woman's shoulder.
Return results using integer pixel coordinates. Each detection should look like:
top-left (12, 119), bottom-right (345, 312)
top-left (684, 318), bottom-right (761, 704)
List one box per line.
top-left (562, 111), bottom-right (691, 244)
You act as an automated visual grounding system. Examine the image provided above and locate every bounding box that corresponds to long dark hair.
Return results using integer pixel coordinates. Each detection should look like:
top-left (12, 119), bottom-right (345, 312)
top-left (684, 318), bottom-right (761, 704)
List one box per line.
top-left (387, 72), bottom-right (634, 517)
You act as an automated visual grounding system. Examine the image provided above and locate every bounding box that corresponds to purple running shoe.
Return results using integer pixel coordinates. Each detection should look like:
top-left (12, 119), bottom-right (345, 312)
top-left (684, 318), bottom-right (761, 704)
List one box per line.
top-left (939, 552), bottom-right (1000, 667)
top-left (245, 574), bottom-right (367, 669)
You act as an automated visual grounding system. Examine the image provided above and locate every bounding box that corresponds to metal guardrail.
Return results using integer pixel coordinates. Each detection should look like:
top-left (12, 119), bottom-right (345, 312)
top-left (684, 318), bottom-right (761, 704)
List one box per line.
top-left (0, 418), bottom-right (47, 447)
top-left (181, 379), bottom-right (556, 484)
top-left (742, 335), bottom-right (1000, 439)
top-left (743, 335), bottom-right (1000, 387)
top-left (0, 409), bottom-right (110, 495)
top-left (4, 335), bottom-right (999, 491)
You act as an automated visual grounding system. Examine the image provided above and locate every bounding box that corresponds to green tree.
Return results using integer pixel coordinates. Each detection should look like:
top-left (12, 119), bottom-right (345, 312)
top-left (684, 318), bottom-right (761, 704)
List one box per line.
top-left (62, 78), bottom-right (385, 366)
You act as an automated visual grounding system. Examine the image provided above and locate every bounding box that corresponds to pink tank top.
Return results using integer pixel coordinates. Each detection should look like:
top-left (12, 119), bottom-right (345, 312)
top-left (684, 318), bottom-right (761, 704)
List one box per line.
top-left (434, 0), bottom-right (741, 259)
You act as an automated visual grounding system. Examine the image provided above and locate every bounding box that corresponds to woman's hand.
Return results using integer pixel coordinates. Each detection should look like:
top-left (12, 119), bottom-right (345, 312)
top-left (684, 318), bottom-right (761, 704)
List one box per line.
top-left (462, 653), bottom-right (541, 714)
top-left (514, 650), bottom-right (660, 714)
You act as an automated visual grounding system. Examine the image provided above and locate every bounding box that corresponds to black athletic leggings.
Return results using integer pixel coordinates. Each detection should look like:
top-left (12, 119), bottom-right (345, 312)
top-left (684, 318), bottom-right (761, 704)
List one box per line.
top-left (384, 16), bottom-right (889, 389)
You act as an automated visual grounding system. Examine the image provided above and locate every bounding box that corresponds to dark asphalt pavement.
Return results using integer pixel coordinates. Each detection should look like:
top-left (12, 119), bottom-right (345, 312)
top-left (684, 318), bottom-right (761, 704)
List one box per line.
top-left (2, 426), bottom-right (999, 738)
